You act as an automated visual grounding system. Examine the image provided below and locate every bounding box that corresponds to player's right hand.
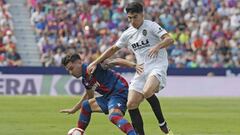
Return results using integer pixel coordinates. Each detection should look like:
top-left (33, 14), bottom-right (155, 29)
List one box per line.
top-left (87, 62), bottom-right (97, 74)
top-left (148, 45), bottom-right (160, 58)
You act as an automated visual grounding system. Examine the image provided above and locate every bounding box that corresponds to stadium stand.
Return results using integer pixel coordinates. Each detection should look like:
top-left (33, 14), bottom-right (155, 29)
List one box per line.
top-left (4, 0), bottom-right (240, 68)
top-left (8, 0), bottom-right (41, 66)
top-left (0, 0), bottom-right (23, 66)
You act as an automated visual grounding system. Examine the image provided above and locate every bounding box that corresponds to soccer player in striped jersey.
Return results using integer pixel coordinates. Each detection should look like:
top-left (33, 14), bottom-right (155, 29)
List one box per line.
top-left (87, 2), bottom-right (174, 135)
top-left (60, 54), bottom-right (136, 135)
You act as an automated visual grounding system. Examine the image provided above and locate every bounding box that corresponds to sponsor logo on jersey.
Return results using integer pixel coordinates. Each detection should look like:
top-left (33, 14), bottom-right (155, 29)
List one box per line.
top-left (131, 39), bottom-right (150, 51)
top-left (142, 29), bottom-right (147, 36)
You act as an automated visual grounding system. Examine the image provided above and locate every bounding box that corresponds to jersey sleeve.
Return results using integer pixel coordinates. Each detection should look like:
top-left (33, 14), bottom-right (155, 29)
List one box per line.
top-left (150, 22), bottom-right (168, 38)
top-left (82, 78), bottom-right (99, 90)
top-left (115, 32), bottom-right (128, 48)
top-left (82, 78), bottom-right (94, 90)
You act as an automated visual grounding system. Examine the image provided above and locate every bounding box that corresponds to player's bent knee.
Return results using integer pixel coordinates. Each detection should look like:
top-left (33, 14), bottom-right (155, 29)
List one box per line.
top-left (127, 101), bottom-right (139, 110)
top-left (143, 91), bottom-right (154, 99)
top-left (81, 100), bottom-right (92, 113)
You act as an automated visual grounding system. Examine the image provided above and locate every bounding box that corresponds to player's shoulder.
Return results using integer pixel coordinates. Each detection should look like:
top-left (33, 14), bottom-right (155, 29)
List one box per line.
top-left (82, 64), bottom-right (88, 71)
top-left (122, 26), bottom-right (137, 37)
top-left (143, 20), bottom-right (160, 28)
top-left (95, 63), bottom-right (110, 73)
top-left (80, 64), bottom-right (89, 79)
top-left (144, 20), bottom-right (155, 24)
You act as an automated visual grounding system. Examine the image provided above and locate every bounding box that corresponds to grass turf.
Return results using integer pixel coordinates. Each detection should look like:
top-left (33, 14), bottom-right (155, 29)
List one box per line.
top-left (0, 96), bottom-right (239, 135)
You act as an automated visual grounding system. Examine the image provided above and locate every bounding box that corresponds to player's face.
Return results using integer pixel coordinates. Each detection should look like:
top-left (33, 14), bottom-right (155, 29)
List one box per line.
top-left (65, 60), bottom-right (82, 78)
top-left (127, 12), bottom-right (144, 28)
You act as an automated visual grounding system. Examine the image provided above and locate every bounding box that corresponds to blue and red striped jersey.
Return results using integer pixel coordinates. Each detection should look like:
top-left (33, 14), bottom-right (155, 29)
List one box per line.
top-left (81, 64), bottom-right (128, 97)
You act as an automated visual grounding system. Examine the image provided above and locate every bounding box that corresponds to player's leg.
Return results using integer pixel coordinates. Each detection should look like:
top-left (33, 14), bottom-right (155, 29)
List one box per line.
top-left (127, 90), bottom-right (145, 135)
top-left (108, 96), bottom-right (137, 135)
top-left (78, 98), bottom-right (102, 131)
top-left (127, 90), bottom-right (144, 110)
top-left (143, 75), bottom-right (171, 134)
top-left (142, 75), bottom-right (159, 98)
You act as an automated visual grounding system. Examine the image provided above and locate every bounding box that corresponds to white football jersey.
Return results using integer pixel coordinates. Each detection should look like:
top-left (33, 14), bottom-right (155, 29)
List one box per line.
top-left (115, 20), bottom-right (168, 72)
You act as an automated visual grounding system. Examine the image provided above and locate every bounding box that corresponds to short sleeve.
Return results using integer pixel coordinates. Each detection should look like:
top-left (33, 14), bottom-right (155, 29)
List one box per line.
top-left (82, 78), bottom-right (93, 90)
top-left (115, 32), bottom-right (128, 48)
top-left (150, 22), bottom-right (168, 38)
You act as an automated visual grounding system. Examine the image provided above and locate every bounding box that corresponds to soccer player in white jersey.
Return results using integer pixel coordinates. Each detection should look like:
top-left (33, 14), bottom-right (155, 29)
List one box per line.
top-left (88, 2), bottom-right (174, 135)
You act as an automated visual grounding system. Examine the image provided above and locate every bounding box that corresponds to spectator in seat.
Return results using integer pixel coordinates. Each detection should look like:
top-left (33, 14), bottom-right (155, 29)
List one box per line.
top-left (0, 53), bottom-right (7, 66)
top-left (3, 30), bottom-right (17, 44)
top-left (40, 50), bottom-right (55, 67)
top-left (6, 48), bottom-right (22, 66)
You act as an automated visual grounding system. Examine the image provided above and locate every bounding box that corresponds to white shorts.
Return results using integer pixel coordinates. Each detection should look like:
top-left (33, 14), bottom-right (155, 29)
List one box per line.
top-left (129, 66), bottom-right (167, 94)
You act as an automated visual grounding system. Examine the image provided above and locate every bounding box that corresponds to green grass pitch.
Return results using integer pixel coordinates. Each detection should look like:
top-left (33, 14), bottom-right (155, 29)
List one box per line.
top-left (0, 96), bottom-right (239, 135)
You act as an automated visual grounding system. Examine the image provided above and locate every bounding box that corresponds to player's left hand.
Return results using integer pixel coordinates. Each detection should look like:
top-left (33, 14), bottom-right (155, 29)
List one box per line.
top-left (60, 108), bottom-right (77, 114)
top-left (148, 46), bottom-right (160, 58)
top-left (135, 63), bottom-right (144, 74)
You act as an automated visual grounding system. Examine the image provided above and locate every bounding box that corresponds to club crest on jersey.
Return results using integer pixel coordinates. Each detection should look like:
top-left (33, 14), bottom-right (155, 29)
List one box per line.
top-left (158, 27), bottom-right (163, 33)
top-left (142, 29), bottom-right (147, 36)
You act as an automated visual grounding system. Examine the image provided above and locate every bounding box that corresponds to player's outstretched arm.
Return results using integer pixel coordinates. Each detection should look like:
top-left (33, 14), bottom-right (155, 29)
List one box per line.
top-left (87, 45), bottom-right (120, 74)
top-left (108, 58), bottom-right (144, 74)
top-left (60, 91), bottom-right (90, 114)
top-left (109, 58), bottom-right (136, 68)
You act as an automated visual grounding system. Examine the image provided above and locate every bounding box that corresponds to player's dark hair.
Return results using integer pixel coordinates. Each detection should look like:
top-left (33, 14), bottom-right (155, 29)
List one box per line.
top-left (61, 53), bottom-right (81, 66)
top-left (125, 2), bottom-right (143, 14)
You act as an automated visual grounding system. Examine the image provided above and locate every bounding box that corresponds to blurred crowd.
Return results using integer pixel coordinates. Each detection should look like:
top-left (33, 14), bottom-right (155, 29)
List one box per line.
top-left (0, 0), bottom-right (22, 66)
top-left (27, 0), bottom-right (240, 68)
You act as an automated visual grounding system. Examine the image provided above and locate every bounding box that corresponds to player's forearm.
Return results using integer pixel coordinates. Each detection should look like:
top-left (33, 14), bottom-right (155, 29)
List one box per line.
top-left (72, 92), bottom-right (88, 111)
top-left (157, 36), bottom-right (174, 49)
top-left (93, 46), bottom-right (119, 64)
top-left (110, 58), bottom-right (136, 68)
top-left (86, 89), bottom-right (94, 99)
